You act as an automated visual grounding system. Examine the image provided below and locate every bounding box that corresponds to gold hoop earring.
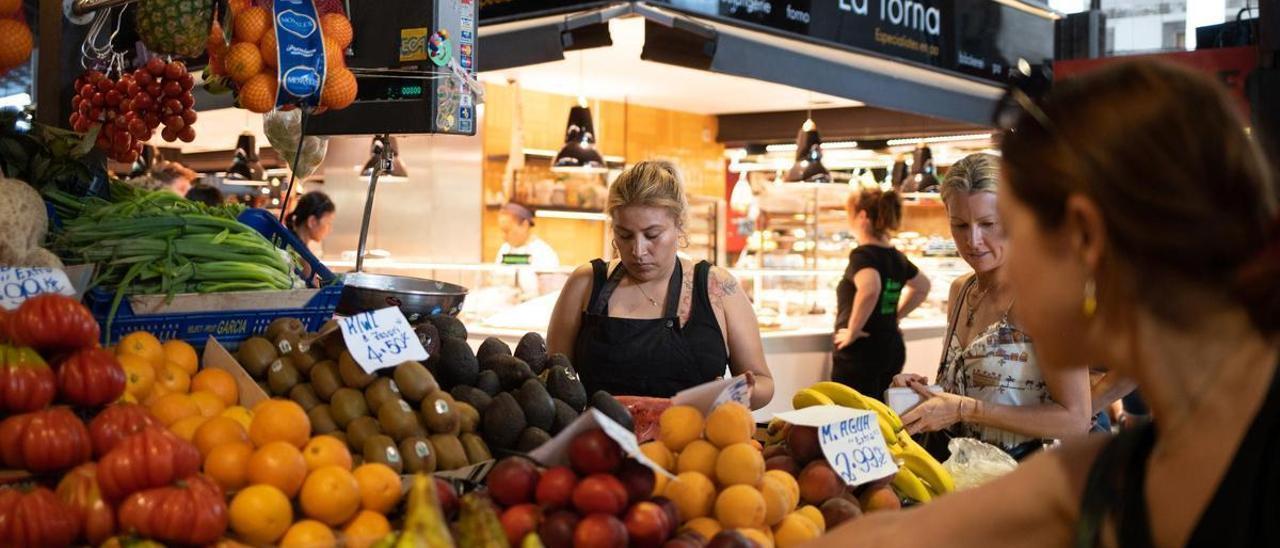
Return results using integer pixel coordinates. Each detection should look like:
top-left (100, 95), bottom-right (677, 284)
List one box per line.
top-left (678, 234), bottom-right (690, 249)
top-left (1082, 278), bottom-right (1098, 318)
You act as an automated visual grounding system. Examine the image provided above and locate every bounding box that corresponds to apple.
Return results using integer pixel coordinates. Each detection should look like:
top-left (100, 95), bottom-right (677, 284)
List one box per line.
top-left (618, 459), bottom-right (656, 504)
top-left (574, 513), bottom-right (629, 548)
top-left (537, 466), bottom-right (578, 509)
top-left (539, 510), bottom-right (580, 548)
top-left (626, 501), bottom-right (674, 548)
top-left (501, 504), bottom-right (543, 546)
top-left (435, 478), bottom-right (459, 519)
top-left (764, 454), bottom-right (799, 477)
top-left (488, 456), bottom-right (541, 507)
top-left (570, 428), bottom-right (624, 475)
top-left (786, 425), bottom-right (822, 464)
top-left (573, 474), bottom-right (629, 516)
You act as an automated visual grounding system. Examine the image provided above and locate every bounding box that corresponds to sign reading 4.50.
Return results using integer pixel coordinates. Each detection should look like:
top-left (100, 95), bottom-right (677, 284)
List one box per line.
top-left (338, 307), bottom-right (429, 373)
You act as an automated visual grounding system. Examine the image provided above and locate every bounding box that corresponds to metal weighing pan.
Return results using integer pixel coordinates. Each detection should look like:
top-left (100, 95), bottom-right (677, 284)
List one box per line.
top-left (336, 272), bottom-right (467, 321)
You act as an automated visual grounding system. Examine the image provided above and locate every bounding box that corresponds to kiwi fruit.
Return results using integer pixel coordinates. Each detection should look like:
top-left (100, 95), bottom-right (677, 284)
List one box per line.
top-left (476, 337), bottom-right (511, 366)
top-left (449, 385), bottom-right (493, 414)
top-left (364, 377), bottom-right (403, 415)
top-left (319, 319), bottom-right (346, 359)
top-left (420, 390), bottom-right (460, 435)
top-left (363, 435), bottom-right (403, 474)
top-left (288, 348), bottom-right (317, 376)
top-left (514, 332), bottom-right (549, 375)
top-left (308, 404), bottom-right (338, 435)
top-left (256, 380), bottom-right (270, 395)
top-left (459, 433), bottom-right (491, 464)
top-left (273, 331), bottom-right (302, 359)
top-left (456, 401), bottom-right (479, 434)
top-left (475, 370), bottom-right (501, 396)
top-left (324, 430), bottom-right (348, 447)
top-left (379, 399), bottom-right (426, 441)
top-left (288, 383), bottom-right (321, 412)
top-left (427, 315), bottom-right (467, 341)
top-left (515, 427), bottom-right (551, 453)
top-left (338, 351), bottom-right (376, 389)
top-left (394, 361), bottom-right (437, 403)
top-left (267, 358), bottom-right (300, 396)
top-left (551, 399), bottom-right (579, 434)
top-left (399, 436), bottom-right (437, 474)
top-left (428, 434), bottom-right (468, 471)
top-left (265, 317), bottom-right (306, 342)
top-left (309, 360), bottom-right (342, 401)
top-left (236, 337), bottom-right (278, 378)
top-left (330, 387), bottom-right (370, 428)
top-left (346, 415), bottom-right (383, 453)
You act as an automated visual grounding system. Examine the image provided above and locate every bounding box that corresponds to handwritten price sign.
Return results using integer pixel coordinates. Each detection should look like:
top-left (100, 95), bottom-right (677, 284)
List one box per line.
top-left (338, 307), bottom-right (429, 373)
top-left (0, 267), bottom-right (77, 310)
top-left (711, 375), bottom-right (752, 409)
top-left (775, 405), bottom-right (898, 487)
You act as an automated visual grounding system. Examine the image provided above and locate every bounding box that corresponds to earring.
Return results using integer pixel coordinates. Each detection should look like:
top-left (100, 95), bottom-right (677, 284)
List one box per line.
top-left (678, 234), bottom-right (690, 248)
top-left (1082, 278), bottom-right (1097, 318)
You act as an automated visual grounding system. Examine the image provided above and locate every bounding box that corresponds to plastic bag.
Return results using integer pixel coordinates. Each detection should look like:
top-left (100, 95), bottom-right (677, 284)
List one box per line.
top-left (615, 396), bottom-right (671, 443)
top-left (941, 437), bottom-right (1018, 490)
top-left (264, 109), bottom-right (328, 178)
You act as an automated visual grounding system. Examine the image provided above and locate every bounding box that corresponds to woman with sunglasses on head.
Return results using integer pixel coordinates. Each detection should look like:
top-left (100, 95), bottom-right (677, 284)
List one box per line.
top-left (547, 161), bottom-right (775, 409)
top-left (810, 60), bottom-right (1279, 547)
top-left (892, 153), bottom-right (1091, 461)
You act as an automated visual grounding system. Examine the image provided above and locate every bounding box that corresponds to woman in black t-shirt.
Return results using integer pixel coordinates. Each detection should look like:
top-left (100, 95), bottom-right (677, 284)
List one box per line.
top-left (832, 186), bottom-right (931, 400)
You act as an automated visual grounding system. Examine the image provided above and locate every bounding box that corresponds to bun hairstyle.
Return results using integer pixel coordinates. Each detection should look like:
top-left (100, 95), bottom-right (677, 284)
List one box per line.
top-left (607, 160), bottom-right (689, 231)
top-left (286, 191), bottom-right (336, 233)
top-left (1001, 60), bottom-right (1279, 333)
top-left (848, 185), bottom-right (903, 239)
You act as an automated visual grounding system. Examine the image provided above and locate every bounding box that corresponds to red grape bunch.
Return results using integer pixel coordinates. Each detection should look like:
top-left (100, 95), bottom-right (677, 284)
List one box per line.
top-left (69, 58), bottom-right (198, 163)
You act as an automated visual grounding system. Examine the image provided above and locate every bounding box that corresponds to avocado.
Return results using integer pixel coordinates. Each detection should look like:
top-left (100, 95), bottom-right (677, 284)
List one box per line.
top-left (379, 398), bottom-right (426, 441)
top-left (364, 377), bottom-right (402, 415)
top-left (590, 390), bottom-right (634, 431)
top-left (456, 401), bottom-right (479, 434)
top-left (413, 322), bottom-right (441, 358)
top-left (459, 433), bottom-right (491, 464)
top-left (330, 387), bottom-right (370, 428)
top-left (551, 399), bottom-right (579, 434)
top-left (546, 366), bottom-right (588, 412)
top-left (514, 332), bottom-right (549, 375)
top-left (516, 427), bottom-right (552, 453)
top-left (489, 355), bottom-right (535, 392)
top-left (236, 337), bottom-right (278, 378)
top-left (399, 436), bottom-right (438, 474)
top-left (289, 383), bottom-right (321, 412)
top-left (307, 404), bottom-right (338, 435)
top-left (475, 370), bottom-right (501, 396)
top-left (309, 360), bottom-right (342, 401)
top-left (547, 353), bottom-right (574, 373)
top-left (449, 386), bottom-right (493, 414)
top-left (346, 415), bottom-right (383, 453)
top-left (436, 338), bottom-right (479, 389)
top-left (265, 317), bottom-right (306, 342)
top-left (481, 392), bottom-right (526, 451)
top-left (516, 379), bottom-right (555, 432)
top-left (338, 351), bottom-right (376, 389)
top-left (393, 361), bottom-right (437, 403)
top-left (475, 337), bottom-right (511, 366)
top-left (363, 435), bottom-right (403, 474)
top-left (420, 390), bottom-right (460, 435)
top-left (267, 358), bottom-right (300, 396)
top-left (428, 315), bottom-right (467, 341)
top-left (428, 434), bottom-right (469, 471)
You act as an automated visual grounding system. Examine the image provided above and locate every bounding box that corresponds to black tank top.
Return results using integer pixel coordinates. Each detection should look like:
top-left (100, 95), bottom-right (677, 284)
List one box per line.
top-left (1074, 357), bottom-right (1280, 547)
top-left (572, 259), bottom-right (728, 398)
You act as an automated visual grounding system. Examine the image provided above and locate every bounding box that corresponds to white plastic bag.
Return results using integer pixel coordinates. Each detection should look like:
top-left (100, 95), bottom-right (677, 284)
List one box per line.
top-left (264, 109), bottom-right (329, 179)
top-left (941, 437), bottom-right (1018, 490)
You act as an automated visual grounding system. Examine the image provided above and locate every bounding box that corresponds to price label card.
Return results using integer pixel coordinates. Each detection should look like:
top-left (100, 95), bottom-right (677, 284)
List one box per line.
top-left (672, 375), bottom-right (751, 414)
top-left (0, 267), bottom-right (77, 310)
top-left (711, 375), bottom-right (751, 409)
top-left (775, 405), bottom-right (898, 487)
top-left (337, 307), bottom-right (428, 373)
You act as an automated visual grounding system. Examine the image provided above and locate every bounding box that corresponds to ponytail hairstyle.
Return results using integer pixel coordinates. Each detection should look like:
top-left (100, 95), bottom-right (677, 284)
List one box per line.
top-left (286, 191), bottom-right (336, 233)
top-left (847, 185), bottom-right (903, 239)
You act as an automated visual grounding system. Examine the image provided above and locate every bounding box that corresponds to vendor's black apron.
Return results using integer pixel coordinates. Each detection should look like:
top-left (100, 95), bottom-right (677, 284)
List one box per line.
top-left (574, 259), bottom-right (727, 398)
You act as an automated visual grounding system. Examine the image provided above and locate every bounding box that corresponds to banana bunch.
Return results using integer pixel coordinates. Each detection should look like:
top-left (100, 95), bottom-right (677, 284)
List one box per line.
top-left (791, 382), bottom-right (955, 502)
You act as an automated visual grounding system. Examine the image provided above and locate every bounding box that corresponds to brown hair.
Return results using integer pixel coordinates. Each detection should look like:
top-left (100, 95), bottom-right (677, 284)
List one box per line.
top-left (607, 160), bottom-right (688, 231)
top-left (1001, 60), bottom-right (1279, 332)
top-left (847, 186), bottom-right (902, 239)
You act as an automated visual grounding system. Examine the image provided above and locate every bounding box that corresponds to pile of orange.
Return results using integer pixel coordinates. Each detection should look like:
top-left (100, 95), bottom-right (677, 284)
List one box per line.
top-left (226, 3), bottom-right (357, 113)
top-left (0, 1), bottom-right (32, 76)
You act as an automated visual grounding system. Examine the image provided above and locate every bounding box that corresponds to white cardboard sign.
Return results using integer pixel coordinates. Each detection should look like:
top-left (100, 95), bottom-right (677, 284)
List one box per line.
top-left (528, 408), bottom-right (675, 479)
top-left (671, 375), bottom-right (751, 413)
top-left (775, 405), bottom-right (898, 487)
top-left (337, 307), bottom-right (429, 373)
top-left (0, 267), bottom-right (77, 310)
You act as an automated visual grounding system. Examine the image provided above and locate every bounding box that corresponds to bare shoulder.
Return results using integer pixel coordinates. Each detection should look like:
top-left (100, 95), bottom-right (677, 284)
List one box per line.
top-left (950, 272), bottom-right (974, 299)
top-left (558, 263), bottom-right (597, 305)
top-left (707, 265), bottom-right (742, 300)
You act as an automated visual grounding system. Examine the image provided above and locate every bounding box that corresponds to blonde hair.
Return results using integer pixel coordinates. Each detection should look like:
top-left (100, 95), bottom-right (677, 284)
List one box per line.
top-left (940, 153), bottom-right (1001, 205)
top-left (607, 160), bottom-right (689, 230)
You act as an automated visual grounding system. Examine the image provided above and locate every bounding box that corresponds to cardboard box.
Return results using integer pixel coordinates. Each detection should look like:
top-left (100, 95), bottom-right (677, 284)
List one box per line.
top-left (202, 336), bottom-right (270, 409)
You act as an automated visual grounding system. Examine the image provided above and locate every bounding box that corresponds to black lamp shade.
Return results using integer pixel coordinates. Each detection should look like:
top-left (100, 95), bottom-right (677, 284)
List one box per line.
top-left (130, 144), bottom-right (159, 178)
top-left (361, 136), bottom-right (409, 178)
top-left (226, 134), bottom-right (265, 182)
top-left (552, 106), bottom-right (606, 171)
top-left (785, 119), bottom-right (831, 182)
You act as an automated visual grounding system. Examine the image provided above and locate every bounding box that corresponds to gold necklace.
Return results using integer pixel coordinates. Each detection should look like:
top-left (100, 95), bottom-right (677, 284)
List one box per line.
top-left (966, 285), bottom-right (991, 327)
top-left (634, 280), bottom-right (660, 308)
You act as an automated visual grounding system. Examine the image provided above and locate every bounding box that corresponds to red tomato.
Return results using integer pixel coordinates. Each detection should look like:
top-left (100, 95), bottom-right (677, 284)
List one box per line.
top-left (97, 426), bottom-right (201, 502)
top-left (0, 345), bottom-right (55, 413)
top-left (117, 474), bottom-right (227, 546)
top-left (0, 307), bottom-right (10, 343)
top-left (57, 347), bottom-right (126, 407)
top-left (88, 403), bottom-right (160, 458)
top-left (55, 463), bottom-right (116, 546)
top-left (7, 294), bottom-right (100, 351)
top-left (0, 407), bottom-right (92, 473)
top-left (0, 486), bottom-right (81, 547)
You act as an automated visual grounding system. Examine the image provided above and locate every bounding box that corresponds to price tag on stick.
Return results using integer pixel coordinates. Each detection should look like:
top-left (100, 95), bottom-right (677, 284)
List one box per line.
top-left (0, 267), bottom-right (77, 310)
top-left (337, 307), bottom-right (429, 373)
top-left (775, 405), bottom-right (898, 487)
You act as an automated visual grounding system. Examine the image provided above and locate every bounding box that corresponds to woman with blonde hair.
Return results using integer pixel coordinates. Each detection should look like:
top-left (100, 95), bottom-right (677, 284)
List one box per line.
top-left (547, 160), bottom-right (774, 409)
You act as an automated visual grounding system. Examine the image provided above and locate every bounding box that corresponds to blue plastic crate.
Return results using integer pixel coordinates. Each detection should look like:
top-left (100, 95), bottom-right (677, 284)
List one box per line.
top-left (84, 208), bottom-right (343, 348)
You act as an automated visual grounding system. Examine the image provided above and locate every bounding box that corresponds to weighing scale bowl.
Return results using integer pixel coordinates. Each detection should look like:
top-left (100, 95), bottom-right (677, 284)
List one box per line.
top-left (336, 272), bottom-right (468, 322)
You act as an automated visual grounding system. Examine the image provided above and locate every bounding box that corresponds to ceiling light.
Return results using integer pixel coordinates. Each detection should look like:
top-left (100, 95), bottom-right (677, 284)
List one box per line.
top-left (224, 133), bottom-right (268, 185)
top-left (886, 133), bottom-right (994, 146)
top-left (534, 209), bottom-right (608, 221)
top-left (784, 118), bottom-right (831, 183)
top-left (551, 105), bottom-right (608, 174)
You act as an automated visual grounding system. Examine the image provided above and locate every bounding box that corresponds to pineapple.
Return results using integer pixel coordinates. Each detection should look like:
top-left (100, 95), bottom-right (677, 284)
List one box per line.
top-left (135, 0), bottom-right (214, 58)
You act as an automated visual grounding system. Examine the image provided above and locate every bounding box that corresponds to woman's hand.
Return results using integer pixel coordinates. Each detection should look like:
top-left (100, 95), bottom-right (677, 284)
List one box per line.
top-left (901, 382), bottom-right (971, 435)
top-left (891, 373), bottom-right (928, 388)
top-left (833, 328), bottom-right (869, 350)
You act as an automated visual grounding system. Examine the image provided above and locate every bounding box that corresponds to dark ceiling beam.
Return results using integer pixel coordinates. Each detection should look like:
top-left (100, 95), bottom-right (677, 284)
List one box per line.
top-left (717, 106), bottom-right (990, 145)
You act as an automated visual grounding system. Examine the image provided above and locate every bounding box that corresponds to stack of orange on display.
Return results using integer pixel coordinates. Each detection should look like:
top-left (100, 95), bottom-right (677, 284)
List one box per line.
top-left (224, 2), bottom-right (357, 113)
top-left (0, 0), bottom-right (32, 77)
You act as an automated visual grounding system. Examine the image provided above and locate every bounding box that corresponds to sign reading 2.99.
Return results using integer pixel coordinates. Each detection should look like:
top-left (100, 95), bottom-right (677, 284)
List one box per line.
top-left (818, 411), bottom-right (897, 486)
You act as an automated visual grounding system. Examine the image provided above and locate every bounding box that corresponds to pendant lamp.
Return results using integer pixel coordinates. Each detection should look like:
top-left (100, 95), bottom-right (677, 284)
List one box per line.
top-left (784, 118), bottom-right (831, 183)
top-left (225, 133), bottom-right (267, 185)
top-left (730, 170), bottom-right (754, 214)
top-left (360, 136), bottom-right (408, 181)
top-left (129, 144), bottom-right (159, 178)
top-left (551, 104), bottom-right (607, 174)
